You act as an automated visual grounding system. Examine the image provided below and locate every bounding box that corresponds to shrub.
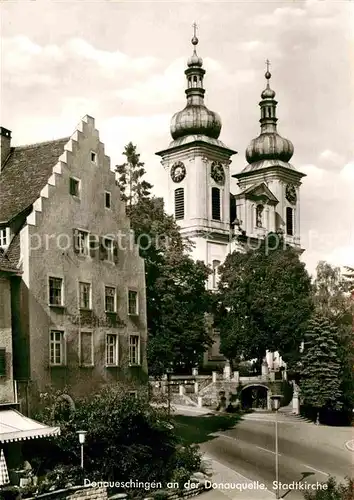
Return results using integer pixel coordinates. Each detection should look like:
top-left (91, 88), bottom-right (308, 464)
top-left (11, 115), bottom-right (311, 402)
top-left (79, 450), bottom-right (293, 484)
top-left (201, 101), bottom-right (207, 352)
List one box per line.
top-left (35, 385), bottom-right (201, 492)
top-left (0, 486), bottom-right (21, 500)
top-left (304, 477), bottom-right (354, 499)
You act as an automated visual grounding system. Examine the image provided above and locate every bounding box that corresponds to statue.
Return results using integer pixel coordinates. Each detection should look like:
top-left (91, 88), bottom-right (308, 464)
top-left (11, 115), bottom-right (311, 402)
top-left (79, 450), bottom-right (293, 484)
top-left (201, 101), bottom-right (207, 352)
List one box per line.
top-left (256, 204), bottom-right (264, 228)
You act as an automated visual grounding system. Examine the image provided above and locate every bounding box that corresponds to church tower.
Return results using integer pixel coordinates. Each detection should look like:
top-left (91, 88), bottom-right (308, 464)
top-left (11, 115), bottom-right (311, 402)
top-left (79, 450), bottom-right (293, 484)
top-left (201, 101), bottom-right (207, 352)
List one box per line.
top-left (233, 64), bottom-right (305, 250)
top-left (156, 27), bottom-right (236, 289)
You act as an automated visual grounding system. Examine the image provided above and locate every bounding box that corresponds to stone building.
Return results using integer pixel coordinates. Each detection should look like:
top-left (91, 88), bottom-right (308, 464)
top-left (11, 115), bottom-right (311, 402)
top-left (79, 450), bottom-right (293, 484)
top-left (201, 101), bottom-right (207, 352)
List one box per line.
top-left (156, 33), bottom-right (305, 367)
top-left (0, 117), bottom-right (147, 415)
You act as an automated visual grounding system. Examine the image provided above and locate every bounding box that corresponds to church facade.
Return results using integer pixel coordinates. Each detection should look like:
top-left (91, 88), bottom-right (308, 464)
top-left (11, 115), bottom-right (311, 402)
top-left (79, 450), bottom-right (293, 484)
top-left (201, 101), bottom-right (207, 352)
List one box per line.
top-left (156, 32), bottom-right (306, 367)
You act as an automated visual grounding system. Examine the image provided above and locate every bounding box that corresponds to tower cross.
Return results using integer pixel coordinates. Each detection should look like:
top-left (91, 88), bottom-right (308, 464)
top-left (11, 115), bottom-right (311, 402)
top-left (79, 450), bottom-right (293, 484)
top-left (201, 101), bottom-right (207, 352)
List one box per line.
top-left (266, 59), bottom-right (271, 72)
top-left (192, 22), bottom-right (198, 38)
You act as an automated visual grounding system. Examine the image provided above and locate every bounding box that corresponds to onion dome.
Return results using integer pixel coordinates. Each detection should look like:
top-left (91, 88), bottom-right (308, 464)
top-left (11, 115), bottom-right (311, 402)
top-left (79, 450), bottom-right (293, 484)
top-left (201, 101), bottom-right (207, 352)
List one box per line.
top-left (246, 62), bottom-right (294, 165)
top-left (170, 24), bottom-right (222, 140)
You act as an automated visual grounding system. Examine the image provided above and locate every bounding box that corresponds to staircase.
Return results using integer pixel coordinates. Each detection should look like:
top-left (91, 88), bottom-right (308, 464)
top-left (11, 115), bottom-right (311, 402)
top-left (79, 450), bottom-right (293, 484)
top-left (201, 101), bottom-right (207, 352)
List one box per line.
top-left (279, 404), bottom-right (314, 424)
top-left (198, 380), bottom-right (239, 407)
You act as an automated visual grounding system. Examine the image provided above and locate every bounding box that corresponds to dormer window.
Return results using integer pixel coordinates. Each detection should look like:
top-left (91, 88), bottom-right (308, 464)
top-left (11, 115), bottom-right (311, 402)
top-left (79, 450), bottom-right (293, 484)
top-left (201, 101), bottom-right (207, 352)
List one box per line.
top-left (0, 228), bottom-right (10, 249)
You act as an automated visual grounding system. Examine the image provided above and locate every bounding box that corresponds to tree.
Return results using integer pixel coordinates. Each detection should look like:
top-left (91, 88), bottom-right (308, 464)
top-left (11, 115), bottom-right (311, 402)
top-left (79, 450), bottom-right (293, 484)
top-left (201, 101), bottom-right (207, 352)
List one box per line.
top-left (312, 262), bottom-right (354, 411)
top-left (313, 261), bottom-right (352, 320)
top-left (217, 233), bottom-right (313, 369)
top-left (304, 476), bottom-right (354, 500)
top-left (299, 313), bottom-right (342, 410)
top-left (128, 196), bottom-right (212, 375)
top-left (116, 142), bottom-right (152, 209)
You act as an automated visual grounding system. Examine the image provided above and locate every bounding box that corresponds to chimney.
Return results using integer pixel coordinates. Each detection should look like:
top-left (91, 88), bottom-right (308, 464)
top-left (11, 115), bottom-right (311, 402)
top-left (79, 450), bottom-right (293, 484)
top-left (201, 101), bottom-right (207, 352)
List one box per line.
top-left (0, 127), bottom-right (12, 172)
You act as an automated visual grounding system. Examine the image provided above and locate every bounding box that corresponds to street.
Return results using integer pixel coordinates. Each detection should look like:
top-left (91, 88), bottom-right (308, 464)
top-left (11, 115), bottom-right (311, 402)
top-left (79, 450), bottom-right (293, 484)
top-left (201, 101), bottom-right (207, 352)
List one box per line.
top-left (174, 407), bottom-right (354, 499)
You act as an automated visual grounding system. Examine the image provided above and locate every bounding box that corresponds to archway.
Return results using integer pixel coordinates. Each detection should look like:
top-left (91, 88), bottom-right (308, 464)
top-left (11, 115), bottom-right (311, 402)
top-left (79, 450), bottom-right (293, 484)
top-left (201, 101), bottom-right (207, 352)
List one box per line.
top-left (241, 385), bottom-right (269, 410)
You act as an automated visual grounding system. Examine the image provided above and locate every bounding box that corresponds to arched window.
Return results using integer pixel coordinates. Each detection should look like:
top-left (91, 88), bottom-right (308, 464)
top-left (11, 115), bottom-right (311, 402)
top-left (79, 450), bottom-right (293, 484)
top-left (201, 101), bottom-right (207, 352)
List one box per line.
top-left (212, 260), bottom-right (221, 289)
top-left (212, 187), bottom-right (221, 220)
top-left (286, 207), bottom-right (294, 236)
top-left (175, 188), bottom-right (184, 220)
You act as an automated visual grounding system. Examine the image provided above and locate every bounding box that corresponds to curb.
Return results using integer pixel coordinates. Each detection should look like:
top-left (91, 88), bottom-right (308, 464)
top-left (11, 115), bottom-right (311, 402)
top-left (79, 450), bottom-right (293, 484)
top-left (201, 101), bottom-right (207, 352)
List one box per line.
top-left (345, 440), bottom-right (354, 452)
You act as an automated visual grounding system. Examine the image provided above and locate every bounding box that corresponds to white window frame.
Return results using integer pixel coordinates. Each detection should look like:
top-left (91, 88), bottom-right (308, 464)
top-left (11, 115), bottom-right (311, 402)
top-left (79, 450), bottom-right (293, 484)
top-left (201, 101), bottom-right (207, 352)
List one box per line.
top-left (105, 286), bottom-right (117, 313)
top-left (49, 330), bottom-right (66, 366)
top-left (106, 333), bottom-right (119, 366)
top-left (105, 191), bottom-right (111, 209)
top-left (48, 276), bottom-right (64, 306)
top-left (129, 334), bottom-right (140, 366)
top-left (0, 228), bottom-right (10, 249)
top-left (77, 230), bottom-right (89, 257)
top-left (129, 390), bottom-right (138, 399)
top-left (69, 176), bottom-right (81, 198)
top-left (90, 151), bottom-right (97, 164)
top-left (79, 330), bottom-right (94, 366)
top-left (127, 289), bottom-right (139, 316)
top-left (79, 281), bottom-right (92, 310)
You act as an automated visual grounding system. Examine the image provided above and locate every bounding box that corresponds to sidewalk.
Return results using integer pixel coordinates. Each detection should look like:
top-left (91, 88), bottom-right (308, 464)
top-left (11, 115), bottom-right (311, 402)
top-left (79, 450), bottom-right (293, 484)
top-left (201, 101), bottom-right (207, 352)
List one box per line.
top-left (198, 455), bottom-right (275, 500)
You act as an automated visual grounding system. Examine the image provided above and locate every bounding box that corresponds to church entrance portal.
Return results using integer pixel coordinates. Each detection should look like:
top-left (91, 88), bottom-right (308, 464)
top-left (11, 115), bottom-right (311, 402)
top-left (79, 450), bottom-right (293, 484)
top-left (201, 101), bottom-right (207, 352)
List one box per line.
top-left (241, 385), bottom-right (268, 410)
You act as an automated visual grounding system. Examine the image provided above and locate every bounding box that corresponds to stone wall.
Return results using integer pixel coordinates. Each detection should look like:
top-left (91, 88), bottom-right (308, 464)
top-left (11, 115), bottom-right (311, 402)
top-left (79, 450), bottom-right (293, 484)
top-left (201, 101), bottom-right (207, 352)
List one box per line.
top-left (68, 486), bottom-right (107, 500)
top-left (27, 486), bottom-right (107, 500)
top-left (0, 276), bottom-right (15, 403)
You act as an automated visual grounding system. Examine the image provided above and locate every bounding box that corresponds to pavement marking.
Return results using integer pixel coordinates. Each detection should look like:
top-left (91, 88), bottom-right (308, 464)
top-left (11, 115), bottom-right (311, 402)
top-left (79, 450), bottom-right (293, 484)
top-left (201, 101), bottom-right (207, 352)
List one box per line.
top-left (203, 454), bottom-right (276, 496)
top-left (242, 416), bottom-right (303, 424)
top-left (302, 464), bottom-right (329, 477)
top-left (256, 445), bottom-right (281, 456)
top-left (345, 440), bottom-right (354, 452)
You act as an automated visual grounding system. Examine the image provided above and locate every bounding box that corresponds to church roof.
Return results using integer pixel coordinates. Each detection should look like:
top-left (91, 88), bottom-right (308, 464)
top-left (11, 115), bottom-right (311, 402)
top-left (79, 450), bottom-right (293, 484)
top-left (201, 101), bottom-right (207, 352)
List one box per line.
top-left (0, 137), bottom-right (69, 223)
top-left (234, 159), bottom-right (305, 179)
top-left (157, 134), bottom-right (236, 155)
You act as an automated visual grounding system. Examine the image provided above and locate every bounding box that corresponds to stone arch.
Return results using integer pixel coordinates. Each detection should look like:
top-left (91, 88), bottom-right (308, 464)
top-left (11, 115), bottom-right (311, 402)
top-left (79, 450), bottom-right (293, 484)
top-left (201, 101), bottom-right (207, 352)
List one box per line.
top-left (240, 384), bottom-right (271, 410)
top-left (51, 393), bottom-right (76, 421)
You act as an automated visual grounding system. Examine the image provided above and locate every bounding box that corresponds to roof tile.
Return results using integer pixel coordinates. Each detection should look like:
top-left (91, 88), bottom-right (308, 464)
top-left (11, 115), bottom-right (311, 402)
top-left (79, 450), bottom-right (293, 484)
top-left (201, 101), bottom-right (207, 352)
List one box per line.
top-left (0, 138), bottom-right (69, 223)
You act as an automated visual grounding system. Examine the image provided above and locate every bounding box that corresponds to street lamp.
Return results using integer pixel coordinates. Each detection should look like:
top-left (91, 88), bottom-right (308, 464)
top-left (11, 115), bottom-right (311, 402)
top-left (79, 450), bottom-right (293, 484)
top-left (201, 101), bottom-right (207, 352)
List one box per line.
top-left (270, 395), bottom-right (282, 499)
top-left (166, 364), bottom-right (173, 417)
top-left (77, 430), bottom-right (87, 469)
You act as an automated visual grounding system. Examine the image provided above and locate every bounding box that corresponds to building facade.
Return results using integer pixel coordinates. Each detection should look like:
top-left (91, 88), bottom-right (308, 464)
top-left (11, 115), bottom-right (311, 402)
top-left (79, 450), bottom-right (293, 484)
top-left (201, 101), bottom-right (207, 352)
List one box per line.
top-left (156, 35), bottom-right (306, 367)
top-left (0, 117), bottom-right (148, 415)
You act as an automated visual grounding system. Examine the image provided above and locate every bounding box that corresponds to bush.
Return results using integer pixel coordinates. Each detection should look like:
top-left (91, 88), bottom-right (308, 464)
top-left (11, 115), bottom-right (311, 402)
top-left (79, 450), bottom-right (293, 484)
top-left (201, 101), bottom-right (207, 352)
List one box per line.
top-left (0, 486), bottom-right (21, 500)
top-left (35, 386), bottom-right (201, 491)
top-left (304, 477), bottom-right (354, 499)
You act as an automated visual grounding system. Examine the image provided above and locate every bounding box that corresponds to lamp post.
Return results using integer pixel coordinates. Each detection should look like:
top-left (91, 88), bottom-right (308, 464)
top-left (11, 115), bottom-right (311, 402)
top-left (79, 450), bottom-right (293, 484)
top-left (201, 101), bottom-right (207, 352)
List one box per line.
top-left (166, 364), bottom-right (173, 417)
top-left (270, 395), bottom-right (282, 499)
top-left (77, 430), bottom-right (87, 469)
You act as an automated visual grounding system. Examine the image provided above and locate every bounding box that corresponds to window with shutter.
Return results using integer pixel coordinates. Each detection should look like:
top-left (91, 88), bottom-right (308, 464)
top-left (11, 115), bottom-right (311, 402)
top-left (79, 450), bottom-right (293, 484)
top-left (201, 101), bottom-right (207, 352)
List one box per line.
top-left (212, 188), bottom-right (221, 220)
top-left (0, 348), bottom-right (6, 377)
top-left (286, 207), bottom-right (294, 236)
top-left (174, 188), bottom-right (184, 220)
top-left (89, 234), bottom-right (99, 258)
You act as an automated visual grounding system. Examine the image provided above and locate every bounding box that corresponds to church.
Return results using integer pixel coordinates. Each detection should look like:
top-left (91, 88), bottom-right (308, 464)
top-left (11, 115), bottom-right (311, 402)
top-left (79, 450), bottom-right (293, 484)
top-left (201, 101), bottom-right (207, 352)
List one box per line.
top-left (156, 28), bottom-right (306, 368)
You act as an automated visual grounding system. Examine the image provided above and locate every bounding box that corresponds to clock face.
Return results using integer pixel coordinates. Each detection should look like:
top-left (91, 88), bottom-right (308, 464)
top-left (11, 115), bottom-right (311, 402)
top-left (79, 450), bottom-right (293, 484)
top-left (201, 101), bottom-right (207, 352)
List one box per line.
top-left (171, 161), bottom-right (186, 183)
top-left (286, 184), bottom-right (297, 204)
top-left (211, 162), bottom-right (225, 185)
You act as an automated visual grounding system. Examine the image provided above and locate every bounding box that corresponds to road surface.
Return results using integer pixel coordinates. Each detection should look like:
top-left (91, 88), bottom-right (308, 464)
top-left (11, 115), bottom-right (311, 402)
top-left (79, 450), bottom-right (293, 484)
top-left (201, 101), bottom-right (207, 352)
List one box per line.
top-left (174, 407), bottom-right (354, 499)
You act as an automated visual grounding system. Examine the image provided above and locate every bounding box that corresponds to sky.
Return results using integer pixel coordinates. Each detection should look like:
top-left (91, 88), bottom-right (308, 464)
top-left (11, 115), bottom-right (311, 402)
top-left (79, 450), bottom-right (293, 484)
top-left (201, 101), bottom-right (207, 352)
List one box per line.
top-left (1, 0), bottom-right (353, 275)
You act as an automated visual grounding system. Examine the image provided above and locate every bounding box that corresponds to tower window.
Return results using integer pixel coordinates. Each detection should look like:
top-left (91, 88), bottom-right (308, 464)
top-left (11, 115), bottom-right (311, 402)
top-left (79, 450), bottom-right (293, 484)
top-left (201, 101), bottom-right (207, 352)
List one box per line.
top-left (211, 187), bottom-right (221, 221)
top-left (286, 207), bottom-right (294, 236)
top-left (174, 188), bottom-right (184, 220)
top-left (268, 108), bottom-right (272, 118)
